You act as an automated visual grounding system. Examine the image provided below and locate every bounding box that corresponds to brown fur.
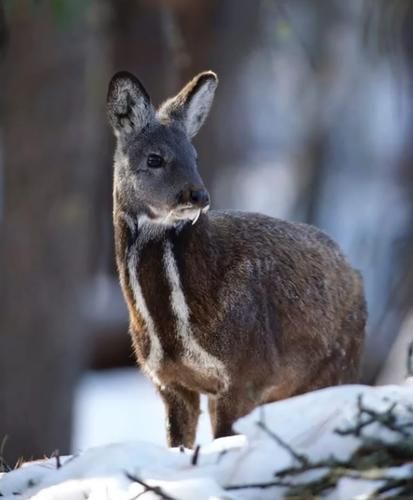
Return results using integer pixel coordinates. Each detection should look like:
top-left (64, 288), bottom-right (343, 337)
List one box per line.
top-left (114, 209), bottom-right (366, 447)
top-left (108, 70), bottom-right (366, 449)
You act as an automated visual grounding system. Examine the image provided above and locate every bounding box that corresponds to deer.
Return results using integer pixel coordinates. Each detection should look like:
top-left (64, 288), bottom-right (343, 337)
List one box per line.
top-left (107, 70), bottom-right (366, 449)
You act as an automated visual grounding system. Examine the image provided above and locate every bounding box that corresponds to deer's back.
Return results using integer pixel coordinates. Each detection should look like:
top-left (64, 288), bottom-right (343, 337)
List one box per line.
top-left (179, 210), bottom-right (364, 321)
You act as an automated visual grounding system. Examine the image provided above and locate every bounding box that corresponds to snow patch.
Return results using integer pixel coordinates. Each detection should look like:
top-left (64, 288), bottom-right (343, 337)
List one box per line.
top-left (2, 383), bottom-right (413, 499)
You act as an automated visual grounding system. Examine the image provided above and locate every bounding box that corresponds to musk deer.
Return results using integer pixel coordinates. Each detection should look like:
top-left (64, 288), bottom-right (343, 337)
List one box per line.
top-left (107, 70), bottom-right (366, 448)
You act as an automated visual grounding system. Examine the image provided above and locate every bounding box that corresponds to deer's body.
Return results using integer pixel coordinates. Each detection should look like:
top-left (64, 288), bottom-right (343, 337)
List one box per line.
top-left (108, 70), bottom-right (366, 448)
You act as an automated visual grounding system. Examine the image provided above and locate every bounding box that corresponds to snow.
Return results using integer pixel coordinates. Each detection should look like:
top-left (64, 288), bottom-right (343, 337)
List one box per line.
top-left (2, 382), bottom-right (413, 499)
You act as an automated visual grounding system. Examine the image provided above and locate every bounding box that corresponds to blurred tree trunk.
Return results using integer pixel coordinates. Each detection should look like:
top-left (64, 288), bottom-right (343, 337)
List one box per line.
top-left (0, 1), bottom-right (109, 463)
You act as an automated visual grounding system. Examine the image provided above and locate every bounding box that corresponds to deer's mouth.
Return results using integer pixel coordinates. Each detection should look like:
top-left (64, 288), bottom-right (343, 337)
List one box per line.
top-left (172, 204), bottom-right (210, 225)
top-left (146, 204), bottom-right (209, 226)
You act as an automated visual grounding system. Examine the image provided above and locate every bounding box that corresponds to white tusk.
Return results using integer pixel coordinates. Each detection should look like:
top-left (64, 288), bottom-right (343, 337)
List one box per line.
top-left (165, 209), bottom-right (174, 224)
top-left (202, 204), bottom-right (210, 214)
top-left (192, 209), bottom-right (201, 225)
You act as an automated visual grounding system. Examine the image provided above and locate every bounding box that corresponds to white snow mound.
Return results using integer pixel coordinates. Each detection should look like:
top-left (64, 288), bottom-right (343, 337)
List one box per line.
top-left (1, 382), bottom-right (413, 499)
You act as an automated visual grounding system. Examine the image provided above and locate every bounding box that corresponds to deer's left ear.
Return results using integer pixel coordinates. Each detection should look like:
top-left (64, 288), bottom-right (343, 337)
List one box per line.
top-left (158, 71), bottom-right (218, 138)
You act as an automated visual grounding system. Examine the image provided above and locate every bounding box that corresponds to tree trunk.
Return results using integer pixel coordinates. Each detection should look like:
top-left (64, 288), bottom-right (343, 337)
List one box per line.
top-left (0, 1), bottom-right (108, 464)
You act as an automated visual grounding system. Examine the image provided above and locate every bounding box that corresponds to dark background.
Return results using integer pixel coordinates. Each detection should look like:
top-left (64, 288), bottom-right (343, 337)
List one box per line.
top-left (1, 0), bottom-right (413, 464)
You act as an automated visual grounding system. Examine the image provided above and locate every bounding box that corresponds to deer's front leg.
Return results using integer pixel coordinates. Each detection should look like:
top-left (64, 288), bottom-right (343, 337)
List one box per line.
top-left (158, 384), bottom-right (200, 448)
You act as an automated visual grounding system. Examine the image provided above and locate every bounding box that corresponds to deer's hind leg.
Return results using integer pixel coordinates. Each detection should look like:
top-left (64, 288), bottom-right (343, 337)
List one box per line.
top-left (158, 384), bottom-right (200, 449)
top-left (208, 389), bottom-right (257, 439)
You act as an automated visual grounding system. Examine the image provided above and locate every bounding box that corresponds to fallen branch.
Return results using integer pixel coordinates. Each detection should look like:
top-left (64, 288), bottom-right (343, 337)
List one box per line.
top-left (335, 395), bottom-right (412, 438)
top-left (224, 395), bottom-right (413, 497)
top-left (256, 420), bottom-right (308, 466)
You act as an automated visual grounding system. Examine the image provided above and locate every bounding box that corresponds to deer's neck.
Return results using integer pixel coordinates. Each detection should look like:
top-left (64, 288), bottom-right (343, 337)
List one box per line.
top-left (114, 208), bottom-right (198, 359)
top-left (114, 207), bottom-right (228, 390)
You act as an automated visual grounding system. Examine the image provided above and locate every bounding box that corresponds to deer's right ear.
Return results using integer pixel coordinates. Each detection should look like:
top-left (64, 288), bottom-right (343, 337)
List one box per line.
top-left (107, 71), bottom-right (154, 137)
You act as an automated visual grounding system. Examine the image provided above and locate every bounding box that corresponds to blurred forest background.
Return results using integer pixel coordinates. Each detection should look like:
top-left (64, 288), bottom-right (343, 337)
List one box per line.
top-left (1, 0), bottom-right (413, 464)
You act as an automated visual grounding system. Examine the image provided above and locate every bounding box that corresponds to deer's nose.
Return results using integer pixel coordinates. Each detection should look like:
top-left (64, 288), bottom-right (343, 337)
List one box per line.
top-left (179, 188), bottom-right (210, 208)
top-left (190, 189), bottom-right (209, 207)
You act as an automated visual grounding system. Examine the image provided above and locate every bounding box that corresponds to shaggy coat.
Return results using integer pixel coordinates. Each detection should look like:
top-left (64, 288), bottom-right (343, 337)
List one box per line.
top-left (108, 70), bottom-right (367, 448)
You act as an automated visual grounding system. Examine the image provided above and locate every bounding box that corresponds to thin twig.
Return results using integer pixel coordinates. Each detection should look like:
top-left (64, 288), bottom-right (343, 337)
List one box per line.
top-left (225, 479), bottom-right (291, 491)
top-left (125, 472), bottom-right (177, 500)
top-left (373, 477), bottom-right (412, 497)
top-left (407, 341), bottom-right (413, 377)
top-left (276, 456), bottom-right (346, 478)
top-left (273, 395), bottom-right (413, 497)
top-left (256, 421), bottom-right (308, 466)
top-left (335, 395), bottom-right (411, 438)
top-left (191, 445), bottom-right (201, 466)
top-left (0, 436), bottom-right (11, 473)
top-left (51, 449), bottom-right (61, 469)
top-left (216, 449), bottom-right (228, 464)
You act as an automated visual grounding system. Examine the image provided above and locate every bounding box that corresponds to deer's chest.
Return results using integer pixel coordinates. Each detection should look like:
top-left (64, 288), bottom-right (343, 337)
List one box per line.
top-left (126, 238), bottom-right (228, 393)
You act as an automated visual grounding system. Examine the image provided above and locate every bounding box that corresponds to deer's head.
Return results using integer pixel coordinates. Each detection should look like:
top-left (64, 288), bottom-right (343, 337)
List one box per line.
top-left (107, 71), bottom-right (217, 226)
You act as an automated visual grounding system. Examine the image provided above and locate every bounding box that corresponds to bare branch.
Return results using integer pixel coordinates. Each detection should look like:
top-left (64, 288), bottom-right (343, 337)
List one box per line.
top-left (125, 471), bottom-right (177, 500)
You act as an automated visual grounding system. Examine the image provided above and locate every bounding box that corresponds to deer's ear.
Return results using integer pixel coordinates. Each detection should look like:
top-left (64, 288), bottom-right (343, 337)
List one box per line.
top-left (158, 71), bottom-right (218, 138)
top-left (107, 71), bottom-right (155, 136)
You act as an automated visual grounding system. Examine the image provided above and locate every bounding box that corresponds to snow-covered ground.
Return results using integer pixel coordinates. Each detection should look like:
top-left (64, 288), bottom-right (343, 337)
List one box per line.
top-left (2, 380), bottom-right (413, 499)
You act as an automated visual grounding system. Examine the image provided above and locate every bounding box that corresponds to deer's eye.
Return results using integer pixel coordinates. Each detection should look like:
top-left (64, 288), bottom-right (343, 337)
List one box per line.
top-left (147, 154), bottom-right (165, 168)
